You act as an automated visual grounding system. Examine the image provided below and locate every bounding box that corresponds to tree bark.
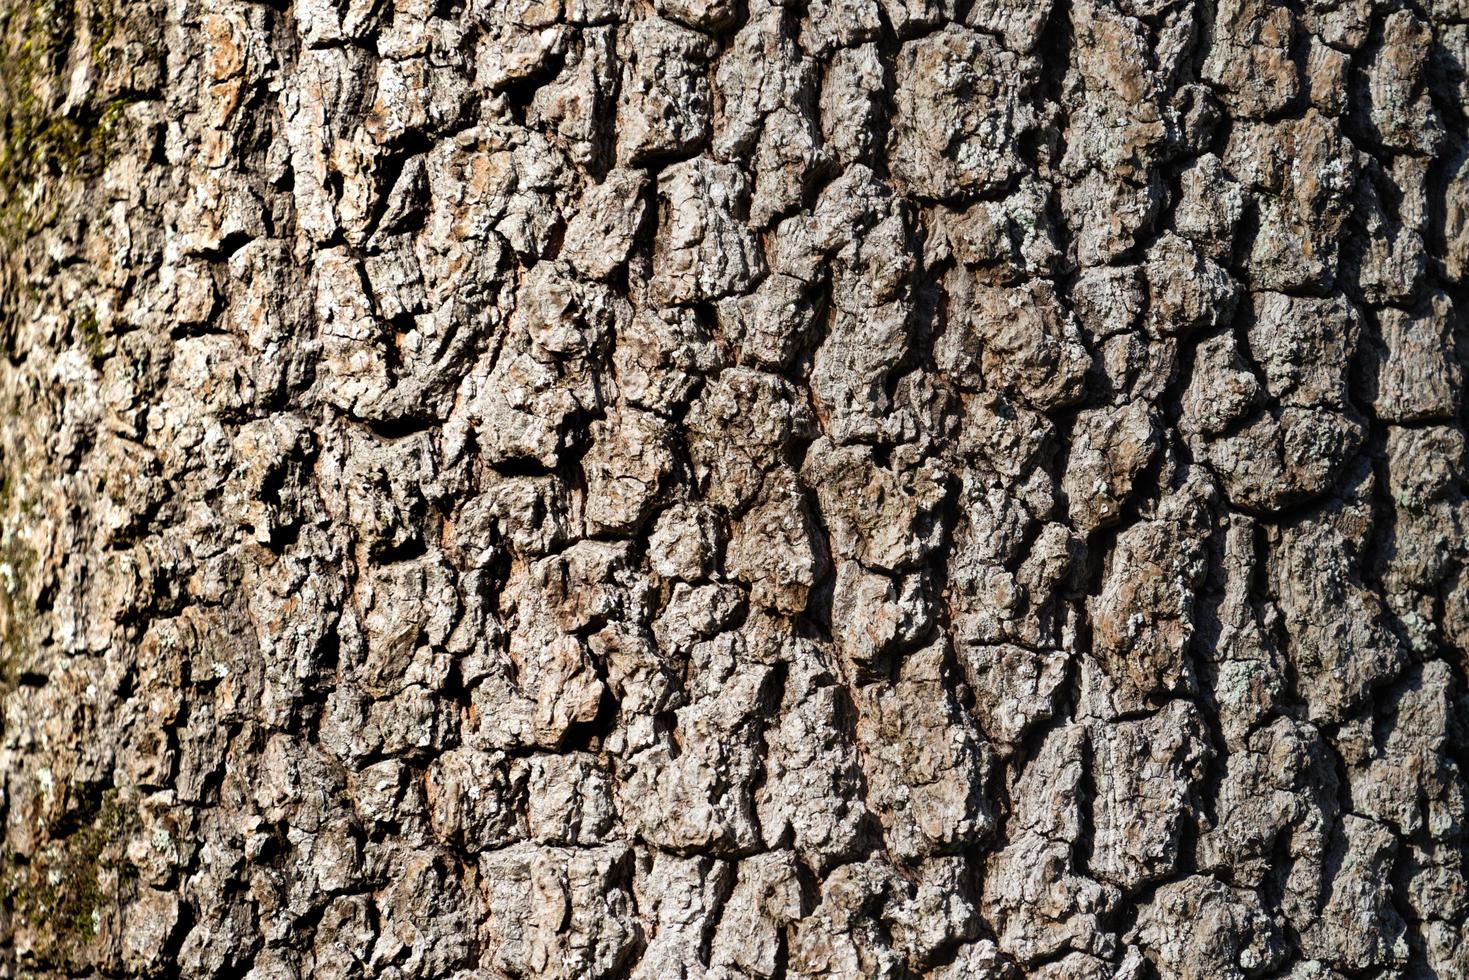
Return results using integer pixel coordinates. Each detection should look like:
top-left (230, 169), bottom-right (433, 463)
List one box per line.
top-left (2, 0), bottom-right (1467, 976)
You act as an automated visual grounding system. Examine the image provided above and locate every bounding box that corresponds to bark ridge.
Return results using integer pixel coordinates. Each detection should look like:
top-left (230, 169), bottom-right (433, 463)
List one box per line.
top-left (1, 0), bottom-right (1468, 977)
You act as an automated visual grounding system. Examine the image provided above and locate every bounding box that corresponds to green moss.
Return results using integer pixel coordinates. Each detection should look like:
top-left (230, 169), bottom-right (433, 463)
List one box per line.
top-left (0, 785), bottom-right (137, 966)
top-left (0, 0), bottom-right (131, 243)
top-left (75, 306), bottom-right (103, 360)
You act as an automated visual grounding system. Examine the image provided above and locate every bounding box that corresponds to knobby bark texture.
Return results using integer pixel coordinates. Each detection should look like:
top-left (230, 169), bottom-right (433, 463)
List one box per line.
top-left (1, 0), bottom-right (1468, 976)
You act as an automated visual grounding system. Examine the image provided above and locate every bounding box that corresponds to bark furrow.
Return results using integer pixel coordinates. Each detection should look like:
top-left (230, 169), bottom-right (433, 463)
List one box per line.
top-left (1, 0), bottom-right (1467, 976)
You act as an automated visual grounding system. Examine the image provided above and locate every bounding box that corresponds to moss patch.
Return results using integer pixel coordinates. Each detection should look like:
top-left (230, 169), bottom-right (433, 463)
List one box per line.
top-left (75, 305), bottom-right (104, 361)
top-left (0, 785), bottom-right (137, 967)
top-left (0, 0), bottom-right (128, 242)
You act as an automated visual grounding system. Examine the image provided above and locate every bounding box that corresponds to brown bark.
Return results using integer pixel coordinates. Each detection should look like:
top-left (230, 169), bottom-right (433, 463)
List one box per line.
top-left (1, 0), bottom-right (1467, 976)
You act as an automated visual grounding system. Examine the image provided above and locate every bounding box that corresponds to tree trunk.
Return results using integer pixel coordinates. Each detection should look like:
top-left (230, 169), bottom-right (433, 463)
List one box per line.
top-left (2, 0), bottom-right (1467, 976)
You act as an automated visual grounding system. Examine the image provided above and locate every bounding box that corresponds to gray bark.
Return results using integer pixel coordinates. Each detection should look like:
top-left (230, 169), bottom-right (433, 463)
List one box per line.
top-left (1, 0), bottom-right (1467, 977)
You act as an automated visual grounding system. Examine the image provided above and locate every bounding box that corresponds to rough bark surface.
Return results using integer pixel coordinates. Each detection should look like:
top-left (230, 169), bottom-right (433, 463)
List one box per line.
top-left (1, 0), bottom-right (1467, 977)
